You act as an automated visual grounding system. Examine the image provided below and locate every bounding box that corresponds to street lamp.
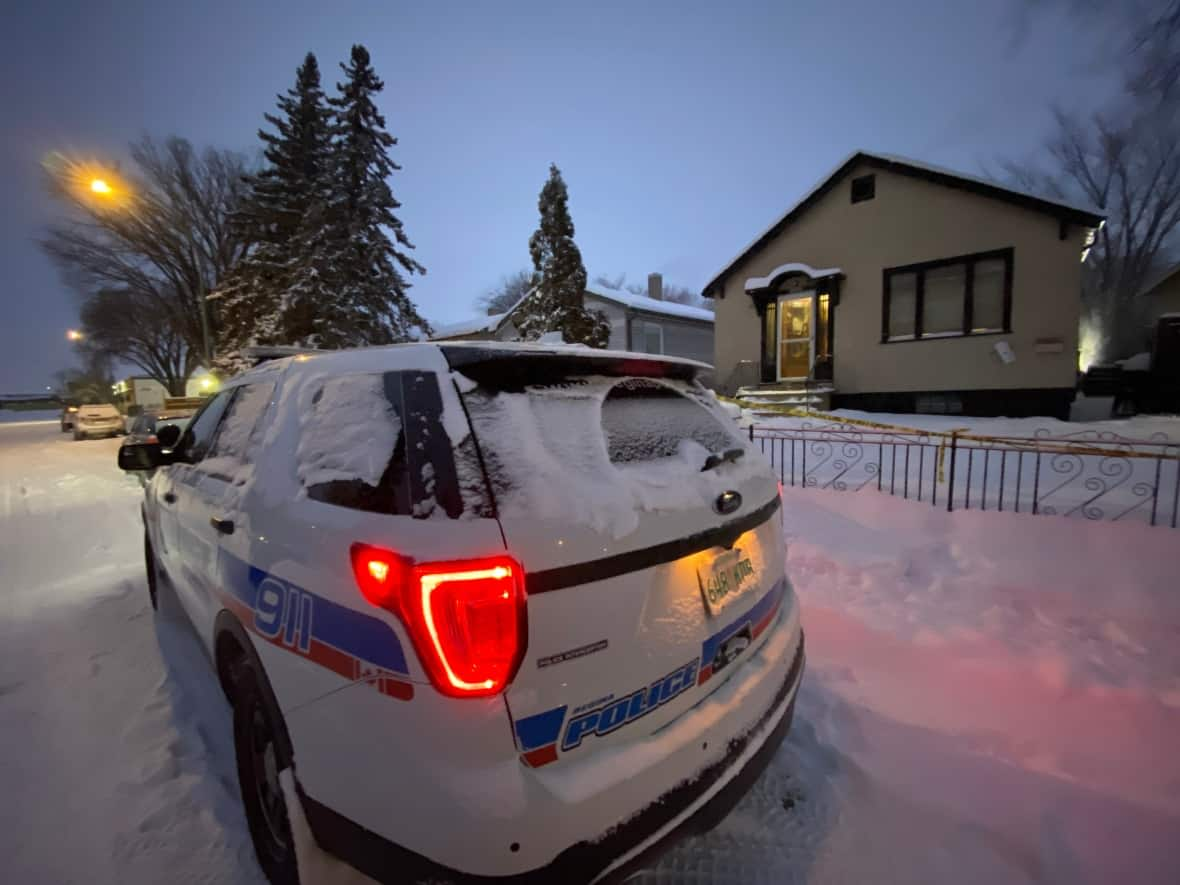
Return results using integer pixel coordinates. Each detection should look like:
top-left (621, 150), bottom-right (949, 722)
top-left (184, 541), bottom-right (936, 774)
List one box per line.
top-left (89, 178), bottom-right (113, 195)
top-left (66, 329), bottom-right (83, 341)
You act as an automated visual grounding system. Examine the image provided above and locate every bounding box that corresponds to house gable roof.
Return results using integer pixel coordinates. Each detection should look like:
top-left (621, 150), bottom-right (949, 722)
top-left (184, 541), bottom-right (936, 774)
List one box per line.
top-left (1139, 262), bottom-right (1180, 297)
top-left (584, 283), bottom-right (714, 323)
top-left (702, 150), bottom-right (1106, 298)
top-left (433, 283), bottom-right (713, 340)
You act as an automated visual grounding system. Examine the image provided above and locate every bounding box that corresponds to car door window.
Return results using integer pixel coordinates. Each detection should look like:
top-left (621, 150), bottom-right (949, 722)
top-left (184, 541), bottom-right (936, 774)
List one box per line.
top-left (296, 371), bottom-right (468, 519)
top-left (176, 391), bottom-right (233, 462)
top-left (206, 382), bottom-right (275, 467)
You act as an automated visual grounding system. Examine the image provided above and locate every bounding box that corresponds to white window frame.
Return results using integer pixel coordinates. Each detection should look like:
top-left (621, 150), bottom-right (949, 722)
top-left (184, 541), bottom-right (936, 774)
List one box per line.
top-left (638, 320), bottom-right (664, 355)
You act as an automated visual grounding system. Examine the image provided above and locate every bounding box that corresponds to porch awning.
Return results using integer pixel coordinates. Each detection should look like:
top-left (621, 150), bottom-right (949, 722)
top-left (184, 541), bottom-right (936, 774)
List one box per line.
top-left (744, 262), bottom-right (843, 292)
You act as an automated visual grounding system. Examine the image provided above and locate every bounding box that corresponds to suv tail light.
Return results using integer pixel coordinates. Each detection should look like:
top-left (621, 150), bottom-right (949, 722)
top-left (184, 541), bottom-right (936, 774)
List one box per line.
top-left (350, 544), bottom-right (527, 698)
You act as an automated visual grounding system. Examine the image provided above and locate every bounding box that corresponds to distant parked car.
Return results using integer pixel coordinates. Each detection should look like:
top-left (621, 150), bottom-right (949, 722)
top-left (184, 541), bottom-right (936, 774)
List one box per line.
top-left (60, 405), bottom-right (79, 432)
top-left (72, 404), bottom-right (124, 440)
top-left (124, 411), bottom-right (194, 446)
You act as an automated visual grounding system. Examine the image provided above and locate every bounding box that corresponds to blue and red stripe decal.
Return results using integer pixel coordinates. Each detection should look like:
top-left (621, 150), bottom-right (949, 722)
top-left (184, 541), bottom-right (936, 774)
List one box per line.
top-left (220, 551), bottom-right (414, 701)
top-left (512, 578), bottom-right (786, 767)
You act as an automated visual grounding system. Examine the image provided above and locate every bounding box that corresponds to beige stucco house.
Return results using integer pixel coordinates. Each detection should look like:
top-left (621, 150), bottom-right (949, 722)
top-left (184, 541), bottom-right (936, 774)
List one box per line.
top-left (703, 152), bottom-right (1104, 418)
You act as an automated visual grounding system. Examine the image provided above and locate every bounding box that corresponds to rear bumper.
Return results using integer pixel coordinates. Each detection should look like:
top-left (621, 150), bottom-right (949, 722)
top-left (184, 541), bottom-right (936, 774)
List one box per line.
top-left (301, 635), bottom-right (805, 885)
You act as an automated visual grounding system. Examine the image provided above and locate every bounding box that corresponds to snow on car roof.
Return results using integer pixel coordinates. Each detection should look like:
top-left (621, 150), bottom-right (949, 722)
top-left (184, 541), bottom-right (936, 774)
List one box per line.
top-left (237, 340), bottom-right (713, 373)
top-left (434, 339), bottom-right (714, 371)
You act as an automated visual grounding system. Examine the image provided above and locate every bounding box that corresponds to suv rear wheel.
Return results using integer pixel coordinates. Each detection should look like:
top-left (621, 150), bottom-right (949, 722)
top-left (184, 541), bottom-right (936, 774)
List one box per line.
top-left (233, 671), bottom-right (298, 885)
top-left (144, 533), bottom-right (159, 610)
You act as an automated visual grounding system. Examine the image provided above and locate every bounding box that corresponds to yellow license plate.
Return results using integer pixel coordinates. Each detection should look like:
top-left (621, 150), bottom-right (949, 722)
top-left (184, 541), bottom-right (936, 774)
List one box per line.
top-left (698, 548), bottom-right (756, 616)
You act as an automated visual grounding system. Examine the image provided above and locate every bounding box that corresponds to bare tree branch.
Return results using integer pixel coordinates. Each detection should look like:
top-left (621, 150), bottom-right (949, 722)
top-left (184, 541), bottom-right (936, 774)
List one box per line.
top-left (41, 136), bottom-right (253, 380)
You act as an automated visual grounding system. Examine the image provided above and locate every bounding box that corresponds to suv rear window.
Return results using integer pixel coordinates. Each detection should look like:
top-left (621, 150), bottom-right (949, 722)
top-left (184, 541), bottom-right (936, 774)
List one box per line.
top-left (296, 370), bottom-right (487, 520)
top-left (601, 379), bottom-right (737, 464)
top-left (458, 371), bottom-right (752, 528)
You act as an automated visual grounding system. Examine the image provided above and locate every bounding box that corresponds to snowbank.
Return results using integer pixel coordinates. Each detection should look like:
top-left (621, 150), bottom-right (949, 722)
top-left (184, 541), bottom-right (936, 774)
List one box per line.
top-left (649, 488), bottom-right (1180, 884)
top-left (3, 421), bottom-right (1177, 884)
top-left (757, 408), bottom-right (1180, 442)
top-left (0, 409), bottom-right (60, 425)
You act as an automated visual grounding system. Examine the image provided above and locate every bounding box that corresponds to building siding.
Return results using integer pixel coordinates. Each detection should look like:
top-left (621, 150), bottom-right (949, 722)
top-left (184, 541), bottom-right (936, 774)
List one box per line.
top-left (1147, 272), bottom-right (1180, 321)
top-left (585, 293), bottom-right (713, 361)
top-left (585, 296), bottom-right (630, 350)
top-left (711, 162), bottom-right (1088, 397)
top-left (643, 316), bottom-right (713, 363)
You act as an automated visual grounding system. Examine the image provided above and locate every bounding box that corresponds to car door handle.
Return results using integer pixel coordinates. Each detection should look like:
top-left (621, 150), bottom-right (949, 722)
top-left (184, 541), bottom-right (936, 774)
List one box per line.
top-left (163, 492), bottom-right (177, 504)
top-left (210, 517), bottom-right (235, 536)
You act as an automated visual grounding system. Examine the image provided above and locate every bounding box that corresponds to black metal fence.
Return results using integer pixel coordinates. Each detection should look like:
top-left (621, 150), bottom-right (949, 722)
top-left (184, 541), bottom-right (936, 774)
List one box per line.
top-left (750, 421), bottom-right (1180, 528)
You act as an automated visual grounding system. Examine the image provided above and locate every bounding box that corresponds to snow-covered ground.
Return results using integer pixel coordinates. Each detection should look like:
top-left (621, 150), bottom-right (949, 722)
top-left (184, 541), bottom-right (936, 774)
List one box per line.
top-left (753, 407), bottom-right (1180, 442)
top-left (0, 422), bottom-right (264, 883)
top-left (2, 421), bottom-right (1177, 884)
top-left (0, 409), bottom-right (60, 425)
top-left (750, 410), bottom-right (1180, 528)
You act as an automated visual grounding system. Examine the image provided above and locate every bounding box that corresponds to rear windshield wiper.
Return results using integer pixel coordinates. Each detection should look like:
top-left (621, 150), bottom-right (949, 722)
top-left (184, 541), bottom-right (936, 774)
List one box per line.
top-left (701, 447), bottom-right (745, 472)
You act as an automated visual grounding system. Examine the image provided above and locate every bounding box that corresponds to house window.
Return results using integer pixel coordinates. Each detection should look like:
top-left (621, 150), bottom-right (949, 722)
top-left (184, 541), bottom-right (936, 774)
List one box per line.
top-left (851, 174), bottom-right (876, 204)
top-left (639, 321), bottom-right (664, 354)
top-left (882, 248), bottom-right (1013, 342)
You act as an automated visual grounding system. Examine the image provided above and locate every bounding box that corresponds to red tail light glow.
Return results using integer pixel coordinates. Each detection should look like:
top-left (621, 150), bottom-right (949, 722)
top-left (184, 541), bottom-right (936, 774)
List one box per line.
top-left (350, 544), bottom-right (526, 698)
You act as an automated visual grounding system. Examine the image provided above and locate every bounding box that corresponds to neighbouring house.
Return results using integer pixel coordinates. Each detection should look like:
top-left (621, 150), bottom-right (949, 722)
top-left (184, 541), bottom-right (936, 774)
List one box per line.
top-left (1140, 262), bottom-right (1180, 325)
top-left (431, 273), bottom-right (714, 364)
top-left (703, 151), bottom-right (1105, 418)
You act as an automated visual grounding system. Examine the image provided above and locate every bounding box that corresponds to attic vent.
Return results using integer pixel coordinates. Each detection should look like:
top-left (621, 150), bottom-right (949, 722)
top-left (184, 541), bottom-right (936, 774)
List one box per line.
top-left (851, 174), bottom-right (876, 204)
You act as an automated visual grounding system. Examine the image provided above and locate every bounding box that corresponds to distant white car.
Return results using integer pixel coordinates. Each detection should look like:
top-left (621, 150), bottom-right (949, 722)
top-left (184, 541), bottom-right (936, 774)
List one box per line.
top-left (72, 404), bottom-right (123, 440)
top-left (117, 342), bottom-right (805, 885)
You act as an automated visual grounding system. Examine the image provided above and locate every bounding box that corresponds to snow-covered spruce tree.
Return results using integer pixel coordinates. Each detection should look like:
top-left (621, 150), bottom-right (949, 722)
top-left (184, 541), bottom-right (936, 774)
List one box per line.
top-left (326, 44), bottom-right (429, 345)
top-left (215, 52), bottom-right (333, 370)
top-left (517, 164), bottom-right (609, 347)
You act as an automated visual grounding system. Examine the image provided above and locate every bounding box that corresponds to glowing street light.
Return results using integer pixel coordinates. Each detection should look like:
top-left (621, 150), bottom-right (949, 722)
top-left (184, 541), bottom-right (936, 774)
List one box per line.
top-left (89, 178), bottom-right (113, 195)
top-left (66, 329), bottom-right (83, 341)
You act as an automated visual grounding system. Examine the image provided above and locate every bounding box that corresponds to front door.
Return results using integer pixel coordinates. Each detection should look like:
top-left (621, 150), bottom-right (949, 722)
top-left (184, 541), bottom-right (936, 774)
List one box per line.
top-left (777, 293), bottom-right (814, 380)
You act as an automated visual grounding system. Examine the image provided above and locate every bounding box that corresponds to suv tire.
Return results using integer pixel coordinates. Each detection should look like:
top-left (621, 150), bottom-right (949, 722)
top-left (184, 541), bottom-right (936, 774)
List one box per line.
top-left (144, 533), bottom-right (160, 611)
top-left (233, 671), bottom-right (299, 885)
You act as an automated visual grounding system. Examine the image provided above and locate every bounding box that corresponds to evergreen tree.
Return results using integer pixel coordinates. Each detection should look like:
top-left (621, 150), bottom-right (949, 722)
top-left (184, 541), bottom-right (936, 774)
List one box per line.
top-left (326, 44), bottom-right (429, 344)
top-left (517, 164), bottom-right (609, 347)
top-left (215, 53), bottom-right (333, 370)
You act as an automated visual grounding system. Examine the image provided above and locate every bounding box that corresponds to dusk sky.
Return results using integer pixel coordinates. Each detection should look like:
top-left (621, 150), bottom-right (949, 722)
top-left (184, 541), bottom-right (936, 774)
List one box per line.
top-left (0, 0), bottom-right (1112, 392)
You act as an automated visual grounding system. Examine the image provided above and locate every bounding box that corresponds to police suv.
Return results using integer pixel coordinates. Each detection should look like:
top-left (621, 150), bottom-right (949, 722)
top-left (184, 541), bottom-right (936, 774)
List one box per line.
top-left (118, 342), bottom-right (806, 884)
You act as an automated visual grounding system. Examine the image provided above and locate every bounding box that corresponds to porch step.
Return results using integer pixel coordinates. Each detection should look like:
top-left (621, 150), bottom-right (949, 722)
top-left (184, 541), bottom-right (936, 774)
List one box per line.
top-left (735, 383), bottom-right (833, 413)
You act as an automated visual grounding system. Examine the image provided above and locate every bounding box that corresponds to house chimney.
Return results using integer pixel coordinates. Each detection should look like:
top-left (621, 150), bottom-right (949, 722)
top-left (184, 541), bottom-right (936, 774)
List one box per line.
top-left (647, 272), bottom-right (663, 301)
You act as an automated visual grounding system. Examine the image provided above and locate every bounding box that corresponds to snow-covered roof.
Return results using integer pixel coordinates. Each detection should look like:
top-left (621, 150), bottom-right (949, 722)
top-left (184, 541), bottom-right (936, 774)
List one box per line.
top-left (584, 283), bottom-right (714, 323)
top-left (703, 150), bottom-right (1106, 298)
top-left (432, 284), bottom-right (713, 340)
top-left (744, 262), bottom-right (843, 291)
top-left (870, 151), bottom-right (1103, 218)
top-left (429, 312), bottom-right (508, 340)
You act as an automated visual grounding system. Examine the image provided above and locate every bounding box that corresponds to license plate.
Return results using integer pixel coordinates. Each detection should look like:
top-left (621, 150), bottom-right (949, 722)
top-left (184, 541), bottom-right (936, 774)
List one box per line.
top-left (698, 548), bottom-right (756, 616)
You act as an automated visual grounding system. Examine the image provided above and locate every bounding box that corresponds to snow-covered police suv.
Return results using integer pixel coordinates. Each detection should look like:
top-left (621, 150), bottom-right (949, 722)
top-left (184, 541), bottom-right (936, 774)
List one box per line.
top-left (117, 342), bottom-right (805, 884)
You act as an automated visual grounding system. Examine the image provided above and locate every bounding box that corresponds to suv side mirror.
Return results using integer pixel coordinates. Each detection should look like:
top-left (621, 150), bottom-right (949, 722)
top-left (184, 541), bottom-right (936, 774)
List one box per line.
top-left (118, 442), bottom-right (164, 472)
top-left (156, 423), bottom-right (183, 449)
